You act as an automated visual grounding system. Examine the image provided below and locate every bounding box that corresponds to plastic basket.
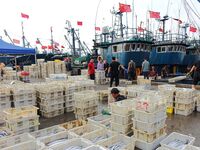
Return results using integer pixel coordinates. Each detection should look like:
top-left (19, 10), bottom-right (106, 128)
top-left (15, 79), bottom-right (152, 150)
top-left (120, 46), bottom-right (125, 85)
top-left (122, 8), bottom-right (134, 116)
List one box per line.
top-left (87, 114), bottom-right (111, 128)
top-left (111, 122), bottom-right (133, 135)
top-left (111, 113), bottom-right (133, 125)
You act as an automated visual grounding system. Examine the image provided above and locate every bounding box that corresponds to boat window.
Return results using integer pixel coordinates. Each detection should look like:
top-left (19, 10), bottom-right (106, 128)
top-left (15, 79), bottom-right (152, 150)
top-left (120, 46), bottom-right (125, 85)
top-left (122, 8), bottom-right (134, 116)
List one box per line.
top-left (157, 47), bottom-right (161, 52)
top-left (124, 44), bottom-right (130, 52)
top-left (113, 45), bottom-right (117, 53)
top-left (131, 44), bottom-right (136, 51)
top-left (141, 44), bottom-right (144, 50)
top-left (137, 44), bottom-right (140, 51)
top-left (168, 46), bottom-right (172, 52)
top-left (162, 47), bottom-right (166, 52)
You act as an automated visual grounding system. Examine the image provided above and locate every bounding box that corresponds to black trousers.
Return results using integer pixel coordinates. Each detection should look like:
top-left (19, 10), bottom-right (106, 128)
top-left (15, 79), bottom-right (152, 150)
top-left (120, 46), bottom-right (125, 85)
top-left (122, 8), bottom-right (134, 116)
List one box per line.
top-left (90, 74), bottom-right (95, 80)
top-left (110, 75), bottom-right (119, 87)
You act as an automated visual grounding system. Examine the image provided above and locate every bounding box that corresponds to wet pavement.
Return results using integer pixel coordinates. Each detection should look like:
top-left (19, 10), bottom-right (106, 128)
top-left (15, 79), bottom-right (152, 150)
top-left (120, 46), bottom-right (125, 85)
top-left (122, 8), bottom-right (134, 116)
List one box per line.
top-left (39, 84), bottom-right (200, 147)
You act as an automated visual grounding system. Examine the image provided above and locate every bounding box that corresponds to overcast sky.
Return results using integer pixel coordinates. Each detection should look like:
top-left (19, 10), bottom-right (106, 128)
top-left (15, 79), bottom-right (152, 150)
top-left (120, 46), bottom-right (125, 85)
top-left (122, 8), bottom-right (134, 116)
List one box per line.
top-left (0, 0), bottom-right (200, 53)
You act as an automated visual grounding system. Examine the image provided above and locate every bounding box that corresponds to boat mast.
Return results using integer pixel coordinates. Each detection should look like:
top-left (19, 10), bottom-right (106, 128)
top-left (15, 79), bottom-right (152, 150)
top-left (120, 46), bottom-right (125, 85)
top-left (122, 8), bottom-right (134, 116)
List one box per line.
top-left (132, 0), bottom-right (134, 31)
top-left (21, 22), bottom-right (26, 47)
top-left (160, 16), bottom-right (169, 41)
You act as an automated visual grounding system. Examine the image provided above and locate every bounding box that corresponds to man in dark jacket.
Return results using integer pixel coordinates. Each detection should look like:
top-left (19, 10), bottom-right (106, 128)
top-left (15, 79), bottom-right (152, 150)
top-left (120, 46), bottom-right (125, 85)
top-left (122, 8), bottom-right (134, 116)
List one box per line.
top-left (111, 88), bottom-right (127, 102)
top-left (109, 57), bottom-right (120, 87)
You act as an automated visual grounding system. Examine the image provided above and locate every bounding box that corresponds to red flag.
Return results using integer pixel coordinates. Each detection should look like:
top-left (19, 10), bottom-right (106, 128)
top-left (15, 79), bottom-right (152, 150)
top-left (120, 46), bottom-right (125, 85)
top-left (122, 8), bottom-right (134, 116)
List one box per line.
top-left (61, 45), bottom-right (65, 48)
top-left (13, 39), bottom-right (20, 44)
top-left (190, 26), bottom-right (197, 32)
top-left (36, 40), bottom-right (40, 44)
top-left (77, 21), bottom-right (83, 26)
top-left (138, 26), bottom-right (144, 32)
top-left (119, 3), bottom-right (131, 13)
top-left (159, 28), bottom-right (163, 32)
top-left (41, 46), bottom-right (47, 49)
top-left (173, 18), bottom-right (182, 24)
top-left (21, 13), bottom-right (29, 19)
top-left (48, 45), bottom-right (53, 49)
top-left (95, 27), bottom-right (101, 31)
top-left (149, 11), bottom-right (160, 19)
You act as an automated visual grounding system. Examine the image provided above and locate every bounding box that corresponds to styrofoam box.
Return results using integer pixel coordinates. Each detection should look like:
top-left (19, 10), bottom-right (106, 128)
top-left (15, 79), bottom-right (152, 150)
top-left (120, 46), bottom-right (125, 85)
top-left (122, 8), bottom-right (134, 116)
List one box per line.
top-left (185, 145), bottom-right (200, 150)
top-left (132, 117), bottom-right (166, 134)
top-left (160, 132), bottom-right (195, 150)
top-left (136, 134), bottom-right (166, 150)
top-left (111, 121), bottom-right (133, 135)
top-left (0, 133), bottom-right (35, 149)
top-left (68, 124), bottom-right (102, 138)
top-left (87, 114), bottom-right (111, 128)
top-left (134, 109), bottom-right (167, 123)
top-left (99, 134), bottom-right (135, 150)
top-left (48, 138), bottom-right (92, 150)
top-left (110, 99), bottom-right (135, 115)
top-left (31, 125), bottom-right (66, 140)
top-left (84, 145), bottom-right (107, 150)
top-left (82, 129), bottom-right (117, 144)
top-left (111, 113), bottom-right (133, 125)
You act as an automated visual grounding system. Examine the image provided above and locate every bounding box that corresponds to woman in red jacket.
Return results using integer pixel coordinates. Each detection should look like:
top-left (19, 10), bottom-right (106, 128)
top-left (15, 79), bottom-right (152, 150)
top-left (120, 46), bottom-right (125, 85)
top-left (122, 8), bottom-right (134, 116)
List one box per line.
top-left (88, 59), bottom-right (95, 80)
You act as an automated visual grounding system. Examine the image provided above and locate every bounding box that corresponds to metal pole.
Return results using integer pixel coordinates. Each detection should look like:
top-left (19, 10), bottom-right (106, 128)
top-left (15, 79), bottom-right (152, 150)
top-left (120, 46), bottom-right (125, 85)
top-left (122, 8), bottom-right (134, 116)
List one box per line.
top-left (119, 13), bottom-right (124, 38)
top-left (71, 28), bottom-right (76, 56)
top-left (21, 22), bottom-right (26, 47)
top-left (132, 0), bottom-right (134, 31)
top-left (50, 26), bottom-right (54, 54)
top-left (94, 0), bottom-right (102, 41)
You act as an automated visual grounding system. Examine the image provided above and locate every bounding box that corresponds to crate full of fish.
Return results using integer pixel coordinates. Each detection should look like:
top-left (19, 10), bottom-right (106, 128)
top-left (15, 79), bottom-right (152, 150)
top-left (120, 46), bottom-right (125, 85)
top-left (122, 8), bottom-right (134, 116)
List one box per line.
top-left (111, 113), bottom-right (133, 125)
top-left (160, 132), bottom-right (195, 150)
top-left (68, 124), bottom-right (102, 138)
top-left (99, 134), bottom-right (135, 150)
top-left (111, 122), bottom-right (133, 135)
top-left (82, 129), bottom-right (117, 144)
top-left (47, 138), bottom-right (92, 150)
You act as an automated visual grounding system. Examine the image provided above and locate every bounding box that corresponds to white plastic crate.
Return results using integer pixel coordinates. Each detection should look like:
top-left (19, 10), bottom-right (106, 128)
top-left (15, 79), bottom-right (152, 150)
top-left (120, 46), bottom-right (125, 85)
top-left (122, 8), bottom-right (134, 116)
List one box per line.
top-left (133, 127), bottom-right (166, 143)
top-left (0, 127), bottom-right (13, 139)
top-left (48, 138), bottom-right (92, 150)
top-left (0, 133), bottom-right (35, 149)
top-left (75, 100), bottom-right (98, 108)
top-left (82, 129), bottom-right (116, 144)
top-left (175, 103), bottom-right (195, 111)
top-left (39, 102), bottom-right (64, 112)
top-left (37, 97), bottom-right (64, 106)
top-left (175, 88), bottom-right (195, 99)
top-left (99, 134), bottom-right (135, 150)
top-left (12, 93), bottom-right (36, 101)
top-left (136, 134), bottom-right (166, 150)
top-left (65, 100), bottom-right (74, 107)
top-left (132, 117), bottom-right (166, 134)
top-left (75, 112), bottom-right (98, 120)
top-left (185, 145), bottom-right (200, 150)
top-left (68, 124), bottom-right (102, 138)
top-left (13, 99), bottom-right (36, 108)
top-left (30, 125), bottom-right (66, 140)
top-left (40, 108), bottom-right (64, 118)
top-left (174, 108), bottom-right (194, 116)
top-left (84, 145), bottom-right (106, 150)
top-left (175, 97), bottom-right (194, 104)
top-left (74, 106), bottom-right (98, 115)
top-left (111, 121), bottom-right (133, 135)
top-left (87, 114), bottom-right (111, 129)
top-left (134, 109), bottom-right (166, 123)
top-left (197, 106), bottom-right (200, 112)
top-left (14, 125), bottom-right (39, 135)
top-left (0, 95), bottom-right (10, 102)
top-left (160, 132), bottom-right (195, 150)
top-left (0, 102), bottom-right (10, 110)
top-left (65, 106), bottom-right (74, 112)
top-left (110, 99), bottom-right (135, 115)
top-left (111, 113), bottom-right (133, 125)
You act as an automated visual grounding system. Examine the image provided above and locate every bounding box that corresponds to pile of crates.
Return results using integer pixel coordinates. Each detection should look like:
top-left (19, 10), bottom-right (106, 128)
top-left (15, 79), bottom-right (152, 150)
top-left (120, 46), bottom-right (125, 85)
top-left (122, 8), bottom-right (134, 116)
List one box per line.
top-left (36, 83), bottom-right (65, 118)
top-left (133, 94), bottom-right (167, 150)
top-left (95, 70), bottom-right (106, 85)
top-left (2, 106), bottom-right (39, 134)
top-left (97, 90), bottom-right (108, 102)
top-left (10, 84), bottom-right (36, 108)
top-left (195, 92), bottom-right (200, 112)
top-left (38, 62), bottom-right (48, 79)
top-left (54, 61), bottom-right (66, 74)
top-left (24, 64), bottom-right (39, 79)
top-left (175, 88), bottom-right (195, 116)
top-left (74, 90), bottom-right (98, 120)
top-left (0, 86), bottom-right (11, 111)
top-left (110, 99), bottom-right (134, 135)
top-left (87, 114), bottom-right (111, 129)
top-left (3, 68), bottom-right (18, 80)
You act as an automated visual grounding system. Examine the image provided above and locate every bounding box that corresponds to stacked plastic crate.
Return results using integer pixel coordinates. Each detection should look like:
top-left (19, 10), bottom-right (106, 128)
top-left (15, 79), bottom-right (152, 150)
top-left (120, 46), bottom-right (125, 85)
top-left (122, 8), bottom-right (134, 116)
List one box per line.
top-left (39, 62), bottom-right (48, 79)
top-left (47, 61), bottom-right (55, 77)
top-left (133, 93), bottom-right (167, 150)
top-left (110, 99), bottom-right (135, 135)
top-left (195, 91), bottom-right (200, 112)
top-left (158, 84), bottom-right (176, 114)
top-left (11, 84), bottom-right (36, 108)
top-left (175, 88), bottom-right (195, 116)
top-left (36, 83), bottom-right (65, 118)
top-left (74, 90), bottom-right (98, 120)
top-left (0, 86), bottom-right (11, 112)
top-left (95, 70), bottom-right (106, 85)
top-left (0, 133), bottom-right (45, 149)
top-left (54, 61), bottom-right (62, 74)
top-left (2, 106), bottom-right (39, 134)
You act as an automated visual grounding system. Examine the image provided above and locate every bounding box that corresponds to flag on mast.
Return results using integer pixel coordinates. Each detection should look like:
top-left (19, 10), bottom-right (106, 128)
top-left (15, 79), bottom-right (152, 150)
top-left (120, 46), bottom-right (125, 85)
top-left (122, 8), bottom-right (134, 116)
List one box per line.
top-left (13, 39), bottom-right (20, 44)
top-left (190, 26), bottom-right (197, 32)
top-left (21, 13), bottom-right (29, 19)
top-left (119, 3), bottom-right (131, 13)
top-left (77, 21), bottom-right (83, 26)
top-left (149, 11), bottom-right (160, 19)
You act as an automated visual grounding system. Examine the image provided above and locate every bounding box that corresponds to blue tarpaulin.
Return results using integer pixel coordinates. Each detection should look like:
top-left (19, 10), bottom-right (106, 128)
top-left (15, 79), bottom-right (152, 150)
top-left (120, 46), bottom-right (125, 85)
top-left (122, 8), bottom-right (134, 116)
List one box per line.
top-left (0, 39), bottom-right (35, 55)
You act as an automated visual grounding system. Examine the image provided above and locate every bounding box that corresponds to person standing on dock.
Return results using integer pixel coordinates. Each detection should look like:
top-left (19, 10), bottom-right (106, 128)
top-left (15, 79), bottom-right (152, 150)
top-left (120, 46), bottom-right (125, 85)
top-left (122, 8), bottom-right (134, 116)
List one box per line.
top-left (97, 57), bottom-right (104, 71)
top-left (188, 60), bottom-right (200, 90)
top-left (109, 57), bottom-right (120, 87)
top-left (88, 59), bottom-right (95, 80)
top-left (142, 58), bottom-right (150, 79)
top-left (128, 60), bottom-right (136, 81)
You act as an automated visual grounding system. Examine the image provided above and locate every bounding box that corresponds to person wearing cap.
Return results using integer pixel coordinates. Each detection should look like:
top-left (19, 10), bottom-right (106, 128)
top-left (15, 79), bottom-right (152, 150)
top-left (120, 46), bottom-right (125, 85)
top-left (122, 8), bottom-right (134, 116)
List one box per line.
top-left (111, 88), bottom-right (127, 102)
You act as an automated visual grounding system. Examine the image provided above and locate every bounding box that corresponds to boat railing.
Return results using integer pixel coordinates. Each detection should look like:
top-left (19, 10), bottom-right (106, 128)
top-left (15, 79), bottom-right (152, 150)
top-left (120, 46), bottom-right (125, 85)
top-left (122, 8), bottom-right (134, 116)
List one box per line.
top-left (95, 28), bottom-right (153, 45)
top-left (154, 33), bottom-right (187, 44)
